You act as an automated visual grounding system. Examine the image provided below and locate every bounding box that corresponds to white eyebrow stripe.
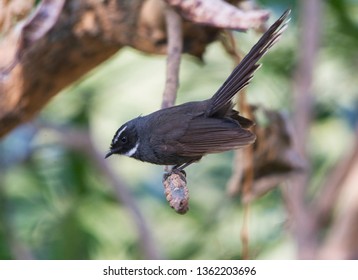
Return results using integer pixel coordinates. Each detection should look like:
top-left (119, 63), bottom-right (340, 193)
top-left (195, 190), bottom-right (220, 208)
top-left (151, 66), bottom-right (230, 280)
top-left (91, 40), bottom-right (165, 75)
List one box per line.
top-left (114, 125), bottom-right (127, 143)
top-left (124, 141), bottom-right (139, 157)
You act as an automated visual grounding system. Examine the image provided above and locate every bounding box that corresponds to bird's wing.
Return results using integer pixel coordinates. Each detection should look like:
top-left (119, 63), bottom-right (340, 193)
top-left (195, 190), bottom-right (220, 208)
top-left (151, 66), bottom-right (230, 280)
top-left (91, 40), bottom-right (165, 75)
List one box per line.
top-left (175, 117), bottom-right (255, 157)
top-left (146, 103), bottom-right (254, 159)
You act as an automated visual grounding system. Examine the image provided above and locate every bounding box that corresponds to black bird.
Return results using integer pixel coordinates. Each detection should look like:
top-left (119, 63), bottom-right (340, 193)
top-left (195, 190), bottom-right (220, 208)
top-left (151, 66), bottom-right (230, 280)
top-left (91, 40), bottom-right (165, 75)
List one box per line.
top-left (105, 10), bottom-right (290, 171)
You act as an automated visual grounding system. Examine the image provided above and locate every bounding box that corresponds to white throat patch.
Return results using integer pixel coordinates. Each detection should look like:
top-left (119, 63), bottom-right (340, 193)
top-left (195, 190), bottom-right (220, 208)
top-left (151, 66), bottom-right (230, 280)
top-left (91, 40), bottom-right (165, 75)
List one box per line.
top-left (124, 141), bottom-right (139, 157)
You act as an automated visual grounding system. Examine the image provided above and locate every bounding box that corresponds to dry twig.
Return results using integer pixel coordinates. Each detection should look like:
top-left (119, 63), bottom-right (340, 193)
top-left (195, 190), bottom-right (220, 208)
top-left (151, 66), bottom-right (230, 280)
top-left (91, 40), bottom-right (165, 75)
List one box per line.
top-left (220, 29), bottom-right (254, 259)
top-left (160, 5), bottom-right (190, 214)
top-left (161, 5), bottom-right (183, 108)
top-left (314, 126), bottom-right (358, 228)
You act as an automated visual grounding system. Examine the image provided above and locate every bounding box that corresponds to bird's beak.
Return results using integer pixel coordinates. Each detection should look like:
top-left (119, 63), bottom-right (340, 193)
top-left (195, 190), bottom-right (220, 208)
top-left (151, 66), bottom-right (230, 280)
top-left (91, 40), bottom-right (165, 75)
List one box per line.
top-left (105, 150), bottom-right (114, 159)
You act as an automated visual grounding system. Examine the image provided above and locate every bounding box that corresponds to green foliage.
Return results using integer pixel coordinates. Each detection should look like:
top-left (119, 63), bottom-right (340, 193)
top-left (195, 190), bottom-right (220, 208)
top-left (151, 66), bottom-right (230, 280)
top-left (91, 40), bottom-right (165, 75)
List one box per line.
top-left (0, 1), bottom-right (357, 259)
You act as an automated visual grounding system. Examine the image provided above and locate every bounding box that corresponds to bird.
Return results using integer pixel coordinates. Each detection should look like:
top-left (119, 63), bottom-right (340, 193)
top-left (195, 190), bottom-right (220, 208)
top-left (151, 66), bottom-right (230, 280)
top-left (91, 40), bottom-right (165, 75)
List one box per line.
top-left (105, 9), bottom-right (290, 171)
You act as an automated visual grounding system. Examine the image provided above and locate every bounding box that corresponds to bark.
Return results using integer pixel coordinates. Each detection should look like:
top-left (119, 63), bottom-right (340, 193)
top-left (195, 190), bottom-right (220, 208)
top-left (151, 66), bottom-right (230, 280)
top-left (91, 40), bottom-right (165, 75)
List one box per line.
top-left (1, 0), bottom-right (269, 138)
top-left (286, 0), bottom-right (322, 259)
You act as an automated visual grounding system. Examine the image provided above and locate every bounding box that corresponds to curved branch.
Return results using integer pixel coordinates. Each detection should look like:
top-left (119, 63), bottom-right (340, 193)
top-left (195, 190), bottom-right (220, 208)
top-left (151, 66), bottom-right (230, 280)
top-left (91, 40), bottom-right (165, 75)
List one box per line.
top-left (3, 0), bottom-right (250, 138)
top-left (166, 0), bottom-right (269, 30)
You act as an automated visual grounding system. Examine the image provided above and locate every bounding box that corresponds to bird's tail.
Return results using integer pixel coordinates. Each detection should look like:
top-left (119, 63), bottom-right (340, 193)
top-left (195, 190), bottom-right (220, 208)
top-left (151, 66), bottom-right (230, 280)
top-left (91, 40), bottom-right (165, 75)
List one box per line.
top-left (207, 9), bottom-right (290, 117)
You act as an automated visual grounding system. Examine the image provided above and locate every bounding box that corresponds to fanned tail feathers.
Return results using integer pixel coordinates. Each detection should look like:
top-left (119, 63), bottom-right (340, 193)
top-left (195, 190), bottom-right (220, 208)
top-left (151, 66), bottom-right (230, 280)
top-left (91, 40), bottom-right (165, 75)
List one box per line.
top-left (207, 9), bottom-right (290, 116)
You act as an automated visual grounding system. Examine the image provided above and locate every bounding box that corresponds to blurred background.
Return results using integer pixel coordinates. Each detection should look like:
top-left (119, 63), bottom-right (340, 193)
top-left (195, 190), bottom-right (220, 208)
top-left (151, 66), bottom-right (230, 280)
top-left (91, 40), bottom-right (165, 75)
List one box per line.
top-left (1, 0), bottom-right (358, 259)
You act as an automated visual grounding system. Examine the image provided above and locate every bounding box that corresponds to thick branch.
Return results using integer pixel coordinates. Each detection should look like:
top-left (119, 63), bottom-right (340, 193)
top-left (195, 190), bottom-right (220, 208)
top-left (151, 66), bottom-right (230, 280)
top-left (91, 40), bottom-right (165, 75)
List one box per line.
top-left (166, 0), bottom-right (269, 30)
top-left (2, 0), bottom-right (249, 138)
top-left (285, 0), bottom-right (322, 259)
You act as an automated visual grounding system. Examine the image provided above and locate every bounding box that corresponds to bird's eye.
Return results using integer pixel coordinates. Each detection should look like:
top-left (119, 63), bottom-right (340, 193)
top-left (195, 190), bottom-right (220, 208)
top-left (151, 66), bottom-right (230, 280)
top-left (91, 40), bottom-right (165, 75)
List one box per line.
top-left (121, 136), bottom-right (127, 143)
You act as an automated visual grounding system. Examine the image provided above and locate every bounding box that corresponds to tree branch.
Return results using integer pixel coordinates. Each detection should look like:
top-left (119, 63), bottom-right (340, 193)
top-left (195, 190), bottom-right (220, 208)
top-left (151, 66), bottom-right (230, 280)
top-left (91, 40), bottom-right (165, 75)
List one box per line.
top-left (319, 138), bottom-right (358, 259)
top-left (161, 5), bottom-right (182, 109)
top-left (285, 0), bottom-right (322, 259)
top-left (1, 0), bottom-right (238, 138)
top-left (314, 126), bottom-right (358, 228)
top-left (166, 0), bottom-right (269, 30)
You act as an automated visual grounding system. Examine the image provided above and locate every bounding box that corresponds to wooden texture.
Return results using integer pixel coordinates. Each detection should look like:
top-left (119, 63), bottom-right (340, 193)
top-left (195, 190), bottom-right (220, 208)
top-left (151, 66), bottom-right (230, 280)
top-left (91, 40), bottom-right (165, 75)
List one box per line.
top-left (2, 0), bottom-right (267, 137)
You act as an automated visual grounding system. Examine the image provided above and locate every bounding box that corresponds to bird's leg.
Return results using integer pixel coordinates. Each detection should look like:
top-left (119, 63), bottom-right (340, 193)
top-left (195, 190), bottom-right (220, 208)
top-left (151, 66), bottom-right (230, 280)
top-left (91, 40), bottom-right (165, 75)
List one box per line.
top-left (172, 160), bottom-right (197, 173)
